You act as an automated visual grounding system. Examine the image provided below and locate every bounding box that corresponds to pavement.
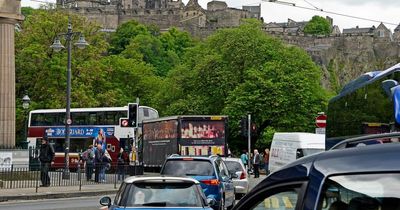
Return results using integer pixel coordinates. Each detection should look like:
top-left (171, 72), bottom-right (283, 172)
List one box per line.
top-left (0, 172), bottom-right (266, 203)
top-left (0, 183), bottom-right (119, 202)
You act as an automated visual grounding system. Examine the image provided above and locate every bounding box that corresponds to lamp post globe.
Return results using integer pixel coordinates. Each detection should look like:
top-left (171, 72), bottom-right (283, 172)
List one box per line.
top-left (22, 94), bottom-right (30, 109)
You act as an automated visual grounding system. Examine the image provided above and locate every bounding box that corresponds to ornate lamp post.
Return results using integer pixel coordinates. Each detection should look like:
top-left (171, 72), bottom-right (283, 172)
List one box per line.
top-left (50, 17), bottom-right (89, 179)
top-left (22, 94), bottom-right (30, 147)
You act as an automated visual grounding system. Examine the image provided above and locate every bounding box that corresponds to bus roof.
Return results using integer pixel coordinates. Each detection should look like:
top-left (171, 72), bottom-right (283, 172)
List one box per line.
top-left (330, 63), bottom-right (400, 103)
top-left (143, 115), bottom-right (228, 123)
top-left (29, 105), bottom-right (156, 113)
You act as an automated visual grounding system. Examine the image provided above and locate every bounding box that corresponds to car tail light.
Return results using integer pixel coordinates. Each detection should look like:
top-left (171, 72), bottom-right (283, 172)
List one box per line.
top-left (182, 158), bottom-right (193, 161)
top-left (201, 179), bottom-right (220, 185)
top-left (240, 171), bottom-right (247, 179)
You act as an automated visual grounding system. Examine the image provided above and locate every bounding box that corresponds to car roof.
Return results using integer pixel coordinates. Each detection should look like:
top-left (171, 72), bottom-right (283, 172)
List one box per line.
top-left (123, 176), bottom-right (201, 184)
top-left (166, 155), bottom-right (220, 161)
top-left (222, 157), bottom-right (242, 162)
top-left (258, 143), bottom-right (400, 187)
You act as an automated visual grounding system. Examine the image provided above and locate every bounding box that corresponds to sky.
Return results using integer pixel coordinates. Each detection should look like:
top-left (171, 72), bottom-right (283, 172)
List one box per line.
top-left (21, 0), bottom-right (400, 32)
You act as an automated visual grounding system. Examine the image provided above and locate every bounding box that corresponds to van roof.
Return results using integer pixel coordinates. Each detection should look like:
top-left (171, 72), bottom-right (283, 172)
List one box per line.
top-left (273, 132), bottom-right (325, 143)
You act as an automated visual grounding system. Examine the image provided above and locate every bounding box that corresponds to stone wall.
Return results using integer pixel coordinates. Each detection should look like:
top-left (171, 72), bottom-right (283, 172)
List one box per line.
top-left (268, 31), bottom-right (400, 90)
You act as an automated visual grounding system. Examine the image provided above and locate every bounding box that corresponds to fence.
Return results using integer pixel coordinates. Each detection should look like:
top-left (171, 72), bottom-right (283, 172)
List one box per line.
top-left (0, 163), bottom-right (140, 192)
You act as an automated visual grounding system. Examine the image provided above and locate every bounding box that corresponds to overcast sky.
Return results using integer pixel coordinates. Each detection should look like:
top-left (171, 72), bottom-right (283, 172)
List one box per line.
top-left (21, 0), bottom-right (400, 31)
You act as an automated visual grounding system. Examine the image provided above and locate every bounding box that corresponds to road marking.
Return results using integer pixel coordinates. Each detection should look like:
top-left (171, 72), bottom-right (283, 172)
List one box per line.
top-left (283, 196), bottom-right (294, 208)
top-left (271, 196), bottom-right (279, 209)
top-left (264, 198), bottom-right (271, 208)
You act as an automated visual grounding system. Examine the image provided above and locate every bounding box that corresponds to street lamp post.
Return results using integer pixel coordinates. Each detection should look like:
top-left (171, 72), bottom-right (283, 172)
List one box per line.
top-left (50, 17), bottom-right (89, 179)
top-left (22, 94), bottom-right (30, 147)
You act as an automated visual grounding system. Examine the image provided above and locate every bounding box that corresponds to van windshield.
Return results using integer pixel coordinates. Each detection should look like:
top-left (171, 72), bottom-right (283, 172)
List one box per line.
top-left (296, 148), bottom-right (324, 159)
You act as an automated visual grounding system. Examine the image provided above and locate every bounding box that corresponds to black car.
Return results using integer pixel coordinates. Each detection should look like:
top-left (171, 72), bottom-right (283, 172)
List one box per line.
top-left (233, 133), bottom-right (400, 210)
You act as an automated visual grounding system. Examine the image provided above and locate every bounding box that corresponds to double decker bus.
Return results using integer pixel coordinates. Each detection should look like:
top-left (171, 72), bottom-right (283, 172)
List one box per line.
top-left (326, 63), bottom-right (400, 149)
top-left (27, 105), bottom-right (158, 169)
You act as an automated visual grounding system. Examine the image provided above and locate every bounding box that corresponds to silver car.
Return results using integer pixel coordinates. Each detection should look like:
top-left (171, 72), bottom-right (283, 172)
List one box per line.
top-left (223, 157), bottom-right (249, 199)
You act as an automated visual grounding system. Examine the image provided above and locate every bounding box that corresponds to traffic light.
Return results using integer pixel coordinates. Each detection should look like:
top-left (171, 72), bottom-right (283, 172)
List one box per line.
top-left (128, 103), bottom-right (138, 127)
top-left (240, 117), bottom-right (248, 137)
top-left (251, 123), bottom-right (257, 136)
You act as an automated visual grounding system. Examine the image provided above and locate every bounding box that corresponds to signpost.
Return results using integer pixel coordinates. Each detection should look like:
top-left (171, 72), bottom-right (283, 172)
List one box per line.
top-left (315, 114), bottom-right (327, 134)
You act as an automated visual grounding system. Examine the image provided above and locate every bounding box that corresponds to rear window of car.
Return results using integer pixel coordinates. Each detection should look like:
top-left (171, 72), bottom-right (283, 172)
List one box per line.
top-left (317, 173), bottom-right (400, 210)
top-left (224, 161), bottom-right (243, 173)
top-left (161, 159), bottom-right (215, 176)
top-left (122, 182), bottom-right (203, 207)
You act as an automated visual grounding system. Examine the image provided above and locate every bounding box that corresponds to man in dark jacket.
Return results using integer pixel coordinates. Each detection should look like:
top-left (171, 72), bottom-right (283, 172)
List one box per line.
top-left (252, 149), bottom-right (261, 178)
top-left (39, 138), bottom-right (55, 187)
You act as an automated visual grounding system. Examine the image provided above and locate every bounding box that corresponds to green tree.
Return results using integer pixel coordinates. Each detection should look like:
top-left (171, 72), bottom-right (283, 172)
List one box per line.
top-left (158, 19), bottom-right (328, 150)
top-left (303, 16), bottom-right (331, 36)
top-left (109, 20), bottom-right (154, 55)
top-left (14, 10), bottom-right (164, 144)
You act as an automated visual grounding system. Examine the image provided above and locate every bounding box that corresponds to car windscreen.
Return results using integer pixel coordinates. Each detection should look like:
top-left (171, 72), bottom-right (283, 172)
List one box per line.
top-left (224, 161), bottom-right (243, 173)
top-left (161, 160), bottom-right (215, 176)
top-left (123, 182), bottom-right (203, 207)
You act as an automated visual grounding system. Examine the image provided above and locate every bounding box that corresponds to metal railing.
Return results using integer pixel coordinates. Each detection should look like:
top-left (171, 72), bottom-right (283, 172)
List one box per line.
top-left (0, 163), bottom-right (142, 192)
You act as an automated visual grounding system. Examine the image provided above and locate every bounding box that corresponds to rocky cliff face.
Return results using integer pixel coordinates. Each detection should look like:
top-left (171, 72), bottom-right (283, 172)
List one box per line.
top-left (274, 33), bottom-right (400, 92)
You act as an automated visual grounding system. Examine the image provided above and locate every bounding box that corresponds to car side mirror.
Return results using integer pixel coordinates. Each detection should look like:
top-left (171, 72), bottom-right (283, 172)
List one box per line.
top-left (207, 198), bottom-right (216, 206)
top-left (99, 196), bottom-right (112, 207)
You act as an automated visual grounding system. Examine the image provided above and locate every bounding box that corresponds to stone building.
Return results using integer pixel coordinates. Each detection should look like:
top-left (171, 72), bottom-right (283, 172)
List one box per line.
top-left (56, 0), bottom-right (261, 35)
top-left (263, 16), bottom-right (340, 36)
top-left (394, 23), bottom-right (400, 42)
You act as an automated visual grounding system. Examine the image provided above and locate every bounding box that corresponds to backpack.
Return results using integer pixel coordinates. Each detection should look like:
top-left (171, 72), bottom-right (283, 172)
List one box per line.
top-left (82, 149), bottom-right (93, 161)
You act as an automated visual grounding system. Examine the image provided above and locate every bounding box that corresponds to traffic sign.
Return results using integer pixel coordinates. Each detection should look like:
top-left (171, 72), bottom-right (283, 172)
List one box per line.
top-left (315, 114), bottom-right (327, 128)
top-left (120, 118), bottom-right (129, 127)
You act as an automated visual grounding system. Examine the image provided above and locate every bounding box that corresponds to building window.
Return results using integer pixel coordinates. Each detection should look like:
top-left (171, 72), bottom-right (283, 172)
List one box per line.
top-left (379, 30), bottom-right (385, 37)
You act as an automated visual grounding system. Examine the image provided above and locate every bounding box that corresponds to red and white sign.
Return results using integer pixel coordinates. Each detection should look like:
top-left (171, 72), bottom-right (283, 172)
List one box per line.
top-left (121, 119), bottom-right (129, 127)
top-left (315, 114), bottom-right (327, 128)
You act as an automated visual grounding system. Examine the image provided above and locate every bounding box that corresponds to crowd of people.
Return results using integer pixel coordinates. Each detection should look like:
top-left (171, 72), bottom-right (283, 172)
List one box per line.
top-left (240, 148), bottom-right (270, 178)
top-left (39, 129), bottom-right (129, 187)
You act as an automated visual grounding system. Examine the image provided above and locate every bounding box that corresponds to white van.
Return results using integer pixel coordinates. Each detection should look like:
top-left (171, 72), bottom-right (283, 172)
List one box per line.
top-left (268, 132), bottom-right (325, 173)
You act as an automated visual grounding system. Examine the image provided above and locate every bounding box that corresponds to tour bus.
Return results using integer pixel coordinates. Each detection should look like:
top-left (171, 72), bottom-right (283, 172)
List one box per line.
top-left (326, 63), bottom-right (400, 149)
top-left (27, 105), bottom-right (158, 169)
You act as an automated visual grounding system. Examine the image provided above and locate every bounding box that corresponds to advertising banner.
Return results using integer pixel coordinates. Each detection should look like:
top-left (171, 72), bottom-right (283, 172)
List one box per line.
top-left (44, 127), bottom-right (115, 138)
top-left (0, 152), bottom-right (12, 170)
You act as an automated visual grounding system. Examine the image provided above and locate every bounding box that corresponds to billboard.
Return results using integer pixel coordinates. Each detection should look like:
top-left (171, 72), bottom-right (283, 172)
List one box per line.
top-left (180, 120), bottom-right (226, 156)
top-left (142, 120), bottom-right (178, 166)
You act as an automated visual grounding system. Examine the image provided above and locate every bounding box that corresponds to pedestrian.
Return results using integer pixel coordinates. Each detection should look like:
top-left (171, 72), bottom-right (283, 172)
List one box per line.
top-left (117, 148), bottom-right (128, 181)
top-left (82, 145), bottom-right (94, 181)
top-left (252, 149), bottom-right (261, 178)
top-left (100, 150), bottom-right (111, 182)
top-left (39, 138), bottom-right (55, 187)
top-left (94, 144), bottom-right (103, 183)
top-left (264, 148), bottom-right (270, 175)
top-left (240, 150), bottom-right (248, 171)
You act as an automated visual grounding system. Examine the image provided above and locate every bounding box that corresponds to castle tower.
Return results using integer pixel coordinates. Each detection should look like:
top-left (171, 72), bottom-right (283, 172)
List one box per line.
top-left (0, 0), bottom-right (24, 148)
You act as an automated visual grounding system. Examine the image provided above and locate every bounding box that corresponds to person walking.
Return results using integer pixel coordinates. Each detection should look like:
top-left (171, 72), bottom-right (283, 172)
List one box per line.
top-left (252, 149), bottom-right (261, 178)
top-left (83, 145), bottom-right (94, 181)
top-left (263, 148), bottom-right (270, 175)
top-left (117, 148), bottom-right (128, 181)
top-left (240, 150), bottom-right (249, 172)
top-left (39, 138), bottom-right (55, 187)
top-left (100, 150), bottom-right (110, 182)
top-left (94, 144), bottom-right (103, 183)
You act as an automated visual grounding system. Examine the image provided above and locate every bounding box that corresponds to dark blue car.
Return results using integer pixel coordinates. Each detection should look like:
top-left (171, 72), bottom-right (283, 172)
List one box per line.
top-left (161, 155), bottom-right (236, 210)
top-left (233, 133), bottom-right (400, 210)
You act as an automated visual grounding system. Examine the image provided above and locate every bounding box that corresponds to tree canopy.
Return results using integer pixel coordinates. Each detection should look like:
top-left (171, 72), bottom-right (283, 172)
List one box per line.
top-left (14, 11), bottom-right (328, 151)
top-left (304, 16), bottom-right (332, 36)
